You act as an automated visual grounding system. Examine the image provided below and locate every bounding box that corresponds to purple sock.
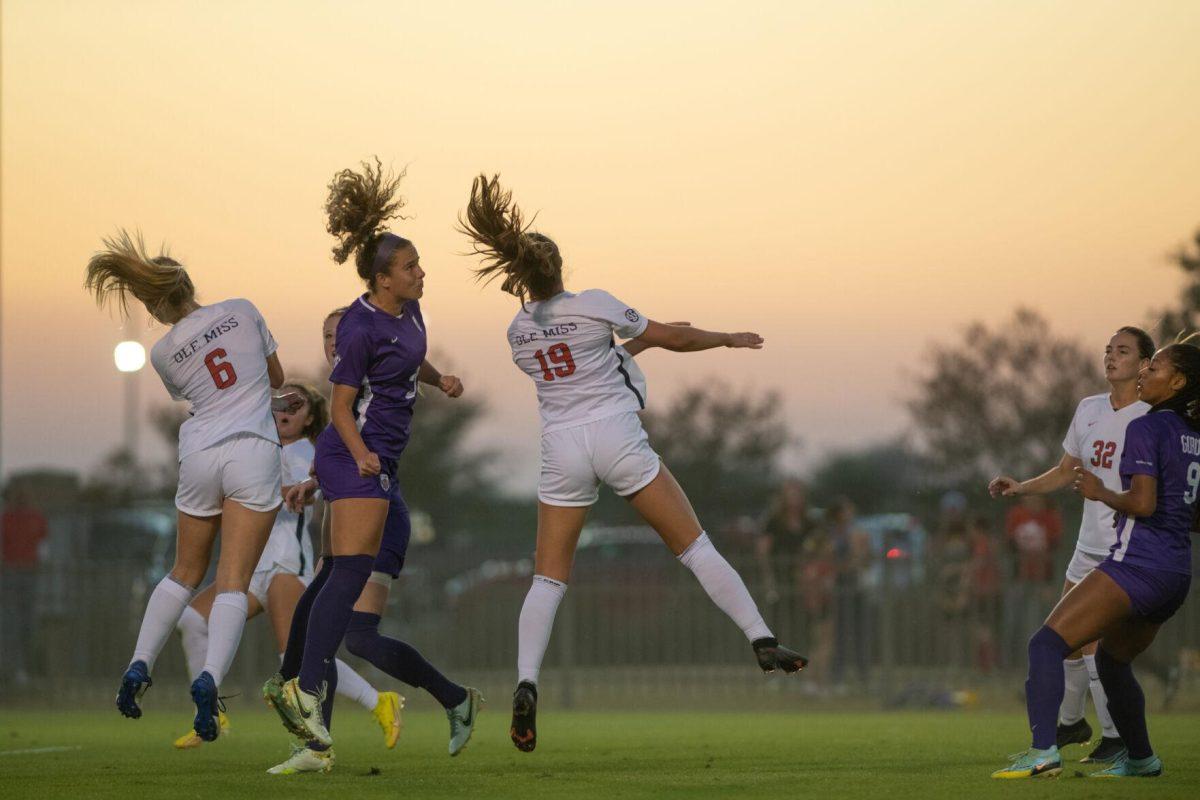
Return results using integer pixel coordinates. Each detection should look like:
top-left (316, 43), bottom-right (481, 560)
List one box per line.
top-left (297, 555), bottom-right (374, 694)
top-left (1096, 647), bottom-right (1152, 759)
top-left (345, 612), bottom-right (468, 709)
top-left (307, 656), bottom-right (339, 752)
top-left (1025, 625), bottom-right (1071, 750)
top-left (280, 559), bottom-right (332, 680)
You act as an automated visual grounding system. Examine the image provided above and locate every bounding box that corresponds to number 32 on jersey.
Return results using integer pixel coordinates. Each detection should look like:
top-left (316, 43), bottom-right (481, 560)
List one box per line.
top-left (534, 343), bottom-right (575, 381)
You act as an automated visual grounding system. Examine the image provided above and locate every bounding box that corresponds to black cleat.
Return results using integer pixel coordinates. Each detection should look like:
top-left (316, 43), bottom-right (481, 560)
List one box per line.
top-left (1081, 736), bottom-right (1126, 763)
top-left (1056, 718), bottom-right (1093, 749)
top-left (752, 637), bottom-right (808, 674)
top-left (510, 681), bottom-right (538, 752)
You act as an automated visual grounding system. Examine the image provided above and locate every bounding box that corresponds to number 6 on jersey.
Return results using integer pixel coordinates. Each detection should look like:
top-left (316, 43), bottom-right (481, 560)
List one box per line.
top-left (534, 343), bottom-right (576, 381)
top-left (204, 348), bottom-right (238, 389)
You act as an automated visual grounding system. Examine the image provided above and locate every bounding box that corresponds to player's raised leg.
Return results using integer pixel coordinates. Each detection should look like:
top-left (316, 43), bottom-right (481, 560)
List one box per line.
top-left (626, 464), bottom-right (807, 673)
top-left (117, 510), bottom-right (218, 719)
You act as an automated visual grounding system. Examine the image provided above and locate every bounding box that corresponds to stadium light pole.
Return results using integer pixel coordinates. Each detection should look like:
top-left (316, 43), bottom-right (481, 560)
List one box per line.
top-left (114, 340), bottom-right (146, 461)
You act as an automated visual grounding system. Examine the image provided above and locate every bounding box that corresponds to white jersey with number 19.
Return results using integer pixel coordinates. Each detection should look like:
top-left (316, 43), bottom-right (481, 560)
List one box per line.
top-left (508, 289), bottom-right (650, 434)
top-left (150, 298), bottom-right (280, 460)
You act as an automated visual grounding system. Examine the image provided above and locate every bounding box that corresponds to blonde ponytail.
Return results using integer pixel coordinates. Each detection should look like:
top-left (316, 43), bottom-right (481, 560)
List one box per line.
top-left (459, 174), bottom-right (562, 302)
top-left (84, 229), bottom-right (194, 322)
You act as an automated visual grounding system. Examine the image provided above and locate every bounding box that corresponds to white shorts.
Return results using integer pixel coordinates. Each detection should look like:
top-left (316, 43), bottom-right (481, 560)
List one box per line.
top-left (176, 432), bottom-right (282, 517)
top-left (1065, 546), bottom-right (1108, 585)
top-left (248, 564), bottom-right (310, 609)
top-left (539, 412), bottom-right (661, 506)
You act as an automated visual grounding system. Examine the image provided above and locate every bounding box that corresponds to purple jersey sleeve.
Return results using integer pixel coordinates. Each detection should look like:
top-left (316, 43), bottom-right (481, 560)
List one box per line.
top-left (1120, 417), bottom-right (1159, 478)
top-left (329, 318), bottom-right (372, 388)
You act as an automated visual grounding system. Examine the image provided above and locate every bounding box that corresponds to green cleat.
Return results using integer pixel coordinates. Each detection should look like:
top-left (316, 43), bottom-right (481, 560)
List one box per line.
top-left (991, 747), bottom-right (1062, 779)
top-left (1089, 752), bottom-right (1162, 778)
top-left (447, 687), bottom-right (483, 757)
top-left (263, 673), bottom-right (306, 740)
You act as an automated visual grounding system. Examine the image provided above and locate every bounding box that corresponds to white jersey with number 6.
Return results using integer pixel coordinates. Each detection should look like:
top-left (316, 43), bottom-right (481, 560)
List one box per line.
top-left (150, 298), bottom-right (280, 460)
top-left (508, 289), bottom-right (650, 434)
top-left (1062, 393), bottom-right (1150, 555)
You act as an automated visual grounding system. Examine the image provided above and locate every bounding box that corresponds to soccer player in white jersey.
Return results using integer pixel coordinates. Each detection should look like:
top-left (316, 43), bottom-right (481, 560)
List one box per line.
top-left (460, 175), bottom-right (807, 753)
top-left (988, 326), bottom-right (1154, 763)
top-left (85, 230), bottom-right (302, 742)
top-left (171, 382), bottom-right (402, 751)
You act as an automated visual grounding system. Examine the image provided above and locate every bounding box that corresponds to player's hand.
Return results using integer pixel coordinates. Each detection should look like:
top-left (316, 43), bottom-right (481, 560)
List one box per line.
top-left (271, 390), bottom-right (305, 413)
top-left (438, 374), bottom-right (464, 398)
top-left (357, 452), bottom-right (382, 477)
top-left (727, 332), bottom-right (764, 349)
top-left (1072, 466), bottom-right (1104, 500)
top-left (988, 476), bottom-right (1022, 497)
top-left (284, 478), bottom-right (318, 513)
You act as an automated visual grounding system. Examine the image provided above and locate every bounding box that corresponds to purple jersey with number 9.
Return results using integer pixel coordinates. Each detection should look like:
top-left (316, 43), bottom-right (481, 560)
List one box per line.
top-left (1111, 410), bottom-right (1198, 574)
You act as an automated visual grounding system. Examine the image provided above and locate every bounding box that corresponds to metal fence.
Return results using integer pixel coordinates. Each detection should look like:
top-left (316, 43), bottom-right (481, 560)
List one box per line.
top-left (2, 522), bottom-right (1198, 712)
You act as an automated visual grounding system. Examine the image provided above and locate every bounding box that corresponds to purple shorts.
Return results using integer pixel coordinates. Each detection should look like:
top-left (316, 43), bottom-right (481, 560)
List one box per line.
top-left (314, 434), bottom-right (398, 502)
top-left (375, 491), bottom-right (412, 579)
top-left (1097, 559), bottom-right (1191, 625)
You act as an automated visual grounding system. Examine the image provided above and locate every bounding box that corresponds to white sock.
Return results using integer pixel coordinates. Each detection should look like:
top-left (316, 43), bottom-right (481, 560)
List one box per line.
top-left (1085, 653), bottom-right (1119, 738)
top-left (335, 658), bottom-right (379, 710)
top-left (1058, 657), bottom-right (1089, 725)
top-left (177, 605), bottom-right (209, 680)
top-left (131, 576), bottom-right (195, 672)
top-left (678, 533), bottom-right (773, 642)
top-left (517, 575), bottom-right (567, 685)
top-left (202, 591), bottom-right (248, 686)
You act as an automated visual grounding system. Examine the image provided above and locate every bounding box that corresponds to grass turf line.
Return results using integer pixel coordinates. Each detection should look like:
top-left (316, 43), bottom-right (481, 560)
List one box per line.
top-left (1, 710), bottom-right (1198, 799)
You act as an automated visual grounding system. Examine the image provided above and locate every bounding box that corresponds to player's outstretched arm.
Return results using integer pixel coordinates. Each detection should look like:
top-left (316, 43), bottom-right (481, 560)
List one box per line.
top-left (988, 453), bottom-right (1081, 498)
top-left (623, 322), bottom-right (690, 357)
top-left (631, 320), bottom-right (763, 354)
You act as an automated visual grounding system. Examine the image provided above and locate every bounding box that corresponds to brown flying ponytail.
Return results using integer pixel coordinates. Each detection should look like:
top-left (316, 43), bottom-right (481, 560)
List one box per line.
top-left (84, 229), bottom-right (195, 323)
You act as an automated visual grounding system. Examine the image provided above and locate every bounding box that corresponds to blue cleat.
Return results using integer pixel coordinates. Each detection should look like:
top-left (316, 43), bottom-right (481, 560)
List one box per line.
top-left (116, 660), bottom-right (152, 719)
top-left (1089, 752), bottom-right (1162, 778)
top-left (991, 747), bottom-right (1062, 779)
top-left (190, 671), bottom-right (221, 742)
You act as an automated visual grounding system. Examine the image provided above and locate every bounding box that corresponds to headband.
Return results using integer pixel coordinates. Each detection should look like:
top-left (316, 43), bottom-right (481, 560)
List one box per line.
top-left (371, 232), bottom-right (406, 275)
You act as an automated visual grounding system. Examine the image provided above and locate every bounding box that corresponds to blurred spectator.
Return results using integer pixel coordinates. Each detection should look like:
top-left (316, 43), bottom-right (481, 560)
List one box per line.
top-left (967, 515), bottom-right (1001, 673)
top-left (755, 478), bottom-right (815, 606)
top-left (936, 516), bottom-right (971, 668)
top-left (830, 497), bottom-right (875, 689)
top-left (1001, 494), bottom-right (1063, 668)
top-left (2, 487), bottom-right (48, 685)
top-left (799, 525), bottom-right (836, 693)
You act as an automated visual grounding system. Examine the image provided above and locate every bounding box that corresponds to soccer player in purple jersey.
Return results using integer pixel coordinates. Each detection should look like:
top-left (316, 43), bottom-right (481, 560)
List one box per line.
top-left (264, 160), bottom-right (481, 767)
top-left (461, 175), bottom-right (806, 753)
top-left (993, 342), bottom-right (1200, 779)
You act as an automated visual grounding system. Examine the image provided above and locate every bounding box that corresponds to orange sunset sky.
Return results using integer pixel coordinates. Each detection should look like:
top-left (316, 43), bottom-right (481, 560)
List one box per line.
top-left (2, 1), bottom-right (1198, 492)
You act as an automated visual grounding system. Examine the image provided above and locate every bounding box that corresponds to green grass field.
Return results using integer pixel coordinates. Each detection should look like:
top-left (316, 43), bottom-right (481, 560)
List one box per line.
top-left (2, 708), bottom-right (1199, 799)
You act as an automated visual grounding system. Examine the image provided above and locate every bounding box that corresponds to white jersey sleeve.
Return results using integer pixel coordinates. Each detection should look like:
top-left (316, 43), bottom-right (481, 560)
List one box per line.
top-left (1062, 399), bottom-right (1086, 459)
top-left (576, 289), bottom-right (649, 340)
top-left (149, 298), bottom-right (281, 459)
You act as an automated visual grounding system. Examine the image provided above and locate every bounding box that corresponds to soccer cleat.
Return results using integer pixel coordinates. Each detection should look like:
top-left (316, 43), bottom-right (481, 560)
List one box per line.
top-left (447, 687), bottom-right (483, 757)
top-left (190, 671), bottom-right (222, 742)
top-left (510, 681), bottom-right (538, 753)
top-left (371, 691), bottom-right (405, 749)
top-left (264, 673), bottom-right (308, 740)
top-left (1089, 752), bottom-right (1162, 778)
top-left (280, 678), bottom-right (331, 746)
top-left (1081, 736), bottom-right (1125, 763)
top-left (991, 747), bottom-right (1062, 779)
top-left (173, 710), bottom-right (230, 749)
top-left (1055, 718), bottom-right (1092, 749)
top-left (267, 744), bottom-right (335, 775)
top-left (752, 637), bottom-right (808, 673)
top-left (116, 660), bottom-right (152, 719)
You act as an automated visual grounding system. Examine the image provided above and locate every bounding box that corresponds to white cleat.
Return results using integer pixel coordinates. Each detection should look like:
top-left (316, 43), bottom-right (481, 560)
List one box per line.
top-left (281, 678), bottom-right (331, 746)
top-left (447, 687), bottom-right (483, 757)
top-left (267, 744), bottom-right (335, 775)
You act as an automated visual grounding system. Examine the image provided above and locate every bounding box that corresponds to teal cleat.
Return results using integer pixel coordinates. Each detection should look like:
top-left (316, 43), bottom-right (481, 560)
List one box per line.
top-left (447, 687), bottom-right (483, 757)
top-left (991, 747), bottom-right (1062, 779)
top-left (1089, 752), bottom-right (1162, 778)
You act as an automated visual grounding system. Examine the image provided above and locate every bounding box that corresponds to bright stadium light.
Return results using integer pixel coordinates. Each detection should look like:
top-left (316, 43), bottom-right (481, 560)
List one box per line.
top-left (114, 340), bottom-right (146, 373)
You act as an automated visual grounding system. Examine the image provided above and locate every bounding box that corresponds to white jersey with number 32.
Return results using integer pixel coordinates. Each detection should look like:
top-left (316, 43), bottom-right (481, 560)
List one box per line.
top-left (150, 298), bottom-right (280, 459)
top-left (1062, 393), bottom-right (1150, 555)
top-left (508, 289), bottom-right (650, 434)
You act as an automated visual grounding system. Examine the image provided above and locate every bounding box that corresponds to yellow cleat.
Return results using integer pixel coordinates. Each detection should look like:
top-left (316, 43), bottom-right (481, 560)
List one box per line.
top-left (371, 691), bottom-right (405, 749)
top-left (173, 710), bottom-right (230, 749)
